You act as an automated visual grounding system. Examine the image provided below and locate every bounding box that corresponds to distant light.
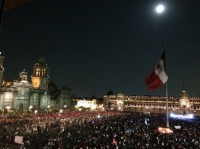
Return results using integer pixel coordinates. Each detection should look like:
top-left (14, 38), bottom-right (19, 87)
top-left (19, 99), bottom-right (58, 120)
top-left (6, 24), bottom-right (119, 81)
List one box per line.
top-left (174, 125), bottom-right (181, 129)
top-left (4, 92), bottom-right (13, 101)
top-left (29, 105), bottom-right (33, 110)
top-left (156, 4), bottom-right (165, 14)
top-left (118, 107), bottom-right (122, 111)
top-left (158, 127), bottom-right (173, 134)
top-left (97, 114), bottom-right (101, 119)
top-left (5, 106), bottom-right (11, 110)
top-left (170, 113), bottom-right (194, 119)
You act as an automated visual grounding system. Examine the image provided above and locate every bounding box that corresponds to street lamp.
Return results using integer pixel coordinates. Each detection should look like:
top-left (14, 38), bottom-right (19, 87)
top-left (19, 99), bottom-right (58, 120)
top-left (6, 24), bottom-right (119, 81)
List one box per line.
top-left (29, 105), bottom-right (33, 114)
top-left (5, 105), bottom-right (11, 110)
top-left (59, 109), bottom-right (63, 113)
top-left (34, 110), bottom-right (38, 114)
top-left (29, 105), bottom-right (33, 110)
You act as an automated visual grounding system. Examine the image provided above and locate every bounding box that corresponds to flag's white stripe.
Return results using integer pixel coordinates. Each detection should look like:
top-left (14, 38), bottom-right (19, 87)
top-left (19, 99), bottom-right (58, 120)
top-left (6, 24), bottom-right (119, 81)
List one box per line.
top-left (154, 59), bottom-right (168, 83)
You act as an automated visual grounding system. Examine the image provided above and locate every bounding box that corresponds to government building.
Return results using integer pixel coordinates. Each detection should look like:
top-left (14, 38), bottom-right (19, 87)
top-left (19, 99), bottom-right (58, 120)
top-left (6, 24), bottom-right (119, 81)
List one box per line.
top-left (103, 89), bottom-right (200, 116)
top-left (0, 53), bottom-right (71, 113)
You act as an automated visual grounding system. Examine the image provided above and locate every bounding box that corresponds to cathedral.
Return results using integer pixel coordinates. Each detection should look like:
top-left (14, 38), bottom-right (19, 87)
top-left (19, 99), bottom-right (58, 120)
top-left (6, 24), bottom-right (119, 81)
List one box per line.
top-left (0, 53), bottom-right (71, 113)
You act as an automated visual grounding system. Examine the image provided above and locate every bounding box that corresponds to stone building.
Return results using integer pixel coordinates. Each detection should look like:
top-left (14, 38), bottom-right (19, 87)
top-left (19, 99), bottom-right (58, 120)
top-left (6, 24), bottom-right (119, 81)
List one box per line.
top-left (103, 90), bottom-right (200, 116)
top-left (0, 53), bottom-right (71, 112)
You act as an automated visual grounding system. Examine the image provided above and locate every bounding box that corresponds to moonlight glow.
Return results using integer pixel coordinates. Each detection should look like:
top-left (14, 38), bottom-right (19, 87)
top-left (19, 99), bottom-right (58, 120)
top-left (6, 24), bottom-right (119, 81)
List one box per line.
top-left (156, 4), bottom-right (165, 14)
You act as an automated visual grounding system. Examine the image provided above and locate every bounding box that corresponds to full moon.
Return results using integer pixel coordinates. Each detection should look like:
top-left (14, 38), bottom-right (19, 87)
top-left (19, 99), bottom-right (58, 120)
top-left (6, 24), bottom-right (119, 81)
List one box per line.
top-left (156, 4), bottom-right (165, 13)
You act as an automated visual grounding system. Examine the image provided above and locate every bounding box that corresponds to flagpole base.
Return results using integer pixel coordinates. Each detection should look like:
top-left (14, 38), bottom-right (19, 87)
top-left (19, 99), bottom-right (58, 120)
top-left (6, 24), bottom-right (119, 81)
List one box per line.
top-left (158, 127), bottom-right (173, 134)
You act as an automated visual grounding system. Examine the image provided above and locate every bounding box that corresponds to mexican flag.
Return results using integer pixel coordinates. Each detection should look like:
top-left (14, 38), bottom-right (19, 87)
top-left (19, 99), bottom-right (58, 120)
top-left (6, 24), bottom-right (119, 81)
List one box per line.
top-left (145, 51), bottom-right (168, 91)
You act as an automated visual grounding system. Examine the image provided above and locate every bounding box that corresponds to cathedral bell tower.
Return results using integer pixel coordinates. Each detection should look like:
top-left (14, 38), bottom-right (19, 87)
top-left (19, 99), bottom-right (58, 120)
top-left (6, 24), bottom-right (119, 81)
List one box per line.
top-left (0, 52), bottom-right (4, 85)
top-left (19, 69), bottom-right (28, 81)
top-left (179, 90), bottom-right (190, 109)
top-left (31, 57), bottom-right (49, 90)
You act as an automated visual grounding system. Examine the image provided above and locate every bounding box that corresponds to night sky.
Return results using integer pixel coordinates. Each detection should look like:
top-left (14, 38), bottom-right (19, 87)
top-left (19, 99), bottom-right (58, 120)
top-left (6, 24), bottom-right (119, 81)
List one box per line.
top-left (0, 0), bottom-right (200, 97)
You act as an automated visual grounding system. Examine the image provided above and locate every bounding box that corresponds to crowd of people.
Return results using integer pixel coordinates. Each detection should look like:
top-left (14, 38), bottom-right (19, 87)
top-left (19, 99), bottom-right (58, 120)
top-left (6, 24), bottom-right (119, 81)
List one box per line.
top-left (0, 111), bottom-right (200, 149)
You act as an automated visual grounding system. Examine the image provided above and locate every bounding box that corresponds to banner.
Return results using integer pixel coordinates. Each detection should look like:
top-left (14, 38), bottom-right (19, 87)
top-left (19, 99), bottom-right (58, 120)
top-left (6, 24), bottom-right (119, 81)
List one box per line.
top-left (14, 136), bottom-right (23, 144)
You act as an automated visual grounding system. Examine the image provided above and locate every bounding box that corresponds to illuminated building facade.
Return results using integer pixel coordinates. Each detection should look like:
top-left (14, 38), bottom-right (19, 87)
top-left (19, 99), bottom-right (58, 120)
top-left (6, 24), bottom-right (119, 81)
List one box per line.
top-left (72, 96), bottom-right (104, 111)
top-left (0, 54), bottom-right (71, 112)
top-left (104, 91), bottom-right (200, 116)
top-left (75, 99), bottom-right (97, 110)
top-left (31, 57), bottom-right (49, 90)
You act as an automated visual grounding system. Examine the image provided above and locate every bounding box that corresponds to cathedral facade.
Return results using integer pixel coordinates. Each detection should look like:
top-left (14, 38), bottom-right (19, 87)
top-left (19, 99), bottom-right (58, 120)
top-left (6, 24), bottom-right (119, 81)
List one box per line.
top-left (0, 53), bottom-right (71, 112)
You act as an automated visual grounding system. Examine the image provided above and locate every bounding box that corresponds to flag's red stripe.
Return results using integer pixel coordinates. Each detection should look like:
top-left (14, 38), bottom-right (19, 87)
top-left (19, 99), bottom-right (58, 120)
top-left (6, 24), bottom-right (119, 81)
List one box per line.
top-left (145, 70), bottom-right (163, 91)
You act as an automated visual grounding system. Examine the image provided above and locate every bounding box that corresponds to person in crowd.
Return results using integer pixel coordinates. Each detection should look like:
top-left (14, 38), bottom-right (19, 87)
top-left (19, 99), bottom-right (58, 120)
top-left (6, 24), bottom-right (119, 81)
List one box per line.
top-left (0, 111), bottom-right (199, 149)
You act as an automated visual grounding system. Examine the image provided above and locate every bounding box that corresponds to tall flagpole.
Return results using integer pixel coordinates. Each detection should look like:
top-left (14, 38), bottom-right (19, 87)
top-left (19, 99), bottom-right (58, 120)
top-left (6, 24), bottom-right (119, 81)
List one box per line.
top-left (166, 82), bottom-right (169, 127)
top-left (155, 3), bottom-right (171, 130)
top-left (165, 40), bottom-right (169, 128)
